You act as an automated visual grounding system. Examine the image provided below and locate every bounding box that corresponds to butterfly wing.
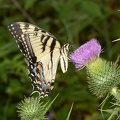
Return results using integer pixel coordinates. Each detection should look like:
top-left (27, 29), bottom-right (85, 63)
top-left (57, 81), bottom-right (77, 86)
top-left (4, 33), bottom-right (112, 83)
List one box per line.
top-left (8, 22), bottom-right (68, 97)
top-left (28, 50), bottom-right (60, 97)
top-left (8, 22), bottom-right (62, 63)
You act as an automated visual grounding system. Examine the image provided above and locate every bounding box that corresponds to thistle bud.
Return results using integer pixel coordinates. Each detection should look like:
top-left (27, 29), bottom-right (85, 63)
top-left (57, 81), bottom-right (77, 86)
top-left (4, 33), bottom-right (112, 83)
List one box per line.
top-left (87, 58), bottom-right (120, 96)
top-left (17, 97), bottom-right (45, 120)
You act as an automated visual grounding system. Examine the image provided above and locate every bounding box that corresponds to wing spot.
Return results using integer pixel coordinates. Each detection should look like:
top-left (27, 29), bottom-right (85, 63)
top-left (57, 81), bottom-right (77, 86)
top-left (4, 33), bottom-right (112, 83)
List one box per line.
top-left (30, 65), bottom-right (33, 69)
top-left (37, 73), bottom-right (40, 77)
top-left (50, 86), bottom-right (54, 90)
top-left (37, 80), bottom-right (41, 84)
top-left (37, 64), bottom-right (42, 70)
top-left (10, 24), bottom-right (13, 26)
top-left (45, 94), bottom-right (48, 97)
top-left (8, 28), bottom-right (11, 31)
top-left (21, 34), bottom-right (24, 37)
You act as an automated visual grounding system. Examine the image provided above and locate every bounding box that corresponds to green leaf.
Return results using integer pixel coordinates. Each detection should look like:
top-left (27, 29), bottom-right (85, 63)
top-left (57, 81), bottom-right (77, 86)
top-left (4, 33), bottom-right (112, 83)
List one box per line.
top-left (66, 102), bottom-right (74, 120)
top-left (42, 94), bottom-right (59, 115)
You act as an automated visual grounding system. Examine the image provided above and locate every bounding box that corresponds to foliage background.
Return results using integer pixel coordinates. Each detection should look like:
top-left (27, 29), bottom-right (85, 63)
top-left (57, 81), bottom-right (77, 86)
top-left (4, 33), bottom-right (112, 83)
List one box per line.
top-left (0, 0), bottom-right (120, 120)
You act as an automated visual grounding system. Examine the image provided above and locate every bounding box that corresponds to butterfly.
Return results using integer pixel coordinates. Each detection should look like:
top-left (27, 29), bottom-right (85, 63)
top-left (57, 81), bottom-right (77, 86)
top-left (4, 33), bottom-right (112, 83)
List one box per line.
top-left (8, 22), bottom-right (69, 97)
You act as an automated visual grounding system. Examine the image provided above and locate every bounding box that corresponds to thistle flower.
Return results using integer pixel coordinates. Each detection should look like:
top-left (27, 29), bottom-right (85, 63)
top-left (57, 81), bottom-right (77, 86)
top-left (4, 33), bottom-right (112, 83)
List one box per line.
top-left (70, 38), bottom-right (120, 97)
top-left (70, 38), bottom-right (101, 70)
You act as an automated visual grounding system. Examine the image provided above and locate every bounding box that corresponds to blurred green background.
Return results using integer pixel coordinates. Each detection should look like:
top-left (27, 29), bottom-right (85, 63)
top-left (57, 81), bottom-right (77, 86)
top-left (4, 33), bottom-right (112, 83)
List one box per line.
top-left (0, 0), bottom-right (120, 120)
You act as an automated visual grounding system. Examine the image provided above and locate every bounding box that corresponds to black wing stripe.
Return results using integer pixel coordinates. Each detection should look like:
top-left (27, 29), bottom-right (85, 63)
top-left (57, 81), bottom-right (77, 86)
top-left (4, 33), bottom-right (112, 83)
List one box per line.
top-left (40, 34), bottom-right (44, 41)
top-left (62, 57), bottom-right (66, 71)
top-left (50, 38), bottom-right (56, 52)
top-left (8, 23), bottom-right (37, 63)
top-left (42, 36), bottom-right (50, 52)
top-left (41, 30), bottom-right (46, 33)
top-left (17, 23), bottom-right (37, 63)
top-left (50, 38), bottom-right (56, 72)
top-left (24, 34), bottom-right (37, 63)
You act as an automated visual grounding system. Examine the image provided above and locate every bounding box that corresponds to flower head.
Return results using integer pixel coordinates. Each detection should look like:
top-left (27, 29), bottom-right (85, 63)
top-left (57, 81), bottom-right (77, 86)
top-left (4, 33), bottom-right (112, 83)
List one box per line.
top-left (70, 38), bottom-right (102, 70)
top-left (70, 38), bottom-right (120, 97)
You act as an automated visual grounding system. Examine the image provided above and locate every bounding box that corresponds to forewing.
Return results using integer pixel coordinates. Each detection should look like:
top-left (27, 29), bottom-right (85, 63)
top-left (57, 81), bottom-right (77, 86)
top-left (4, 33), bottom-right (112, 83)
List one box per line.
top-left (8, 22), bottom-right (62, 63)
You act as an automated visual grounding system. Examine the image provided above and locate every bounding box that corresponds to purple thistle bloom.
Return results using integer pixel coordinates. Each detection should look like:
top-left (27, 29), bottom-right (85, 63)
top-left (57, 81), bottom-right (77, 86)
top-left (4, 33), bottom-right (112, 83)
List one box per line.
top-left (70, 38), bottom-right (102, 70)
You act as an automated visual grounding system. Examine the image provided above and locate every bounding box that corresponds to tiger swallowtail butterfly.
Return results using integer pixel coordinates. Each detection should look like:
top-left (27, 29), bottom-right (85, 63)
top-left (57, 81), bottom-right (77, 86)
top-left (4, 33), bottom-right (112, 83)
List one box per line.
top-left (8, 22), bottom-right (69, 97)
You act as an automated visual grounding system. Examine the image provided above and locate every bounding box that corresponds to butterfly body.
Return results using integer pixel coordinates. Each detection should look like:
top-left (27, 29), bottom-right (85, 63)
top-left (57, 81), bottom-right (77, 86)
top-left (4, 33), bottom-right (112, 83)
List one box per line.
top-left (8, 22), bottom-right (69, 97)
